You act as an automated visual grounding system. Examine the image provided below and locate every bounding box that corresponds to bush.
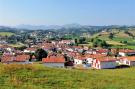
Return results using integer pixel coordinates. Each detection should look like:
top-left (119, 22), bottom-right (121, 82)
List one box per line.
top-left (92, 38), bottom-right (108, 48)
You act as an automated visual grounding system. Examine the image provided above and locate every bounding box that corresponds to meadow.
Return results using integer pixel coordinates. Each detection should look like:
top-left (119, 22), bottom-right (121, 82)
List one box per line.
top-left (90, 29), bottom-right (135, 49)
top-left (0, 32), bottom-right (15, 37)
top-left (0, 64), bottom-right (135, 89)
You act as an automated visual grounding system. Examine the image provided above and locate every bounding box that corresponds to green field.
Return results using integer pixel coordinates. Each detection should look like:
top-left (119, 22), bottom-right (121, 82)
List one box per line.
top-left (106, 41), bottom-right (125, 46)
top-left (0, 32), bottom-right (15, 36)
top-left (90, 29), bottom-right (135, 49)
top-left (0, 64), bottom-right (135, 89)
top-left (8, 43), bottom-right (25, 48)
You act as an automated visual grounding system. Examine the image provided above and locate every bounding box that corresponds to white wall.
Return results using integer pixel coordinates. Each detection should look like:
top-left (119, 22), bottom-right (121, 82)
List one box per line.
top-left (100, 61), bottom-right (117, 69)
top-left (119, 52), bottom-right (126, 56)
top-left (43, 63), bottom-right (65, 68)
top-left (86, 58), bottom-right (93, 64)
top-left (74, 59), bottom-right (83, 65)
top-left (130, 61), bottom-right (135, 66)
top-left (120, 59), bottom-right (130, 65)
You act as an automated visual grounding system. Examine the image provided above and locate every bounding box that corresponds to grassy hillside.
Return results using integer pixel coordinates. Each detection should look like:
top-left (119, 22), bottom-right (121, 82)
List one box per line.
top-left (8, 43), bottom-right (25, 48)
top-left (0, 64), bottom-right (135, 89)
top-left (91, 29), bottom-right (135, 49)
top-left (0, 32), bottom-right (15, 36)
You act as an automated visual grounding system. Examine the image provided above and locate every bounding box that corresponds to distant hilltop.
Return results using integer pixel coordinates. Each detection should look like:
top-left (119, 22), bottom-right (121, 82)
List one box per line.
top-left (11, 24), bottom-right (135, 30)
top-left (15, 23), bottom-right (83, 30)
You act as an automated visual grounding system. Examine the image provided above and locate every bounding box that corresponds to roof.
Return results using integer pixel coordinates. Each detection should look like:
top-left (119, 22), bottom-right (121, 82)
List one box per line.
top-left (25, 47), bottom-right (37, 51)
top-left (87, 54), bottom-right (106, 59)
top-left (119, 49), bottom-right (135, 53)
top-left (73, 53), bottom-right (106, 60)
top-left (74, 55), bottom-right (87, 60)
top-left (1, 55), bottom-right (14, 62)
top-left (15, 54), bottom-right (30, 62)
top-left (1, 54), bottom-right (30, 62)
top-left (42, 55), bottom-right (65, 63)
top-left (60, 40), bottom-right (74, 43)
top-left (121, 56), bottom-right (135, 61)
top-left (96, 49), bottom-right (108, 53)
top-left (97, 57), bottom-right (116, 62)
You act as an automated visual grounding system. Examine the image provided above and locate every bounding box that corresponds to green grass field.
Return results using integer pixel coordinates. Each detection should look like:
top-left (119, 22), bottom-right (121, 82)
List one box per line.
top-left (106, 41), bottom-right (125, 46)
top-left (8, 43), bottom-right (25, 48)
top-left (0, 64), bottom-right (135, 89)
top-left (90, 29), bottom-right (135, 49)
top-left (0, 32), bottom-right (15, 36)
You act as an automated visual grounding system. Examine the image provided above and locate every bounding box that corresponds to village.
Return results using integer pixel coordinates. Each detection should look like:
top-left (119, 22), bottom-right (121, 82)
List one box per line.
top-left (0, 39), bottom-right (135, 69)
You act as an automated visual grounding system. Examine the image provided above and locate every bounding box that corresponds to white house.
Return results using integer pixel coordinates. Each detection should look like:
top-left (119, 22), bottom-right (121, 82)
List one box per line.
top-left (119, 49), bottom-right (135, 56)
top-left (74, 59), bottom-right (83, 65)
top-left (119, 56), bottom-right (135, 66)
top-left (86, 50), bottom-right (97, 54)
top-left (85, 58), bottom-right (94, 67)
top-left (73, 55), bottom-right (94, 67)
top-left (24, 47), bottom-right (37, 53)
top-left (92, 57), bottom-right (117, 69)
top-left (59, 40), bottom-right (75, 45)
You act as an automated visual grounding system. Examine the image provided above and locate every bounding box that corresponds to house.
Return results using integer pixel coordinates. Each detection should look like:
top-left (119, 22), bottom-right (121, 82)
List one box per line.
top-left (74, 56), bottom-right (86, 65)
top-left (0, 55), bottom-right (14, 64)
top-left (31, 55), bottom-right (37, 62)
top-left (73, 54), bottom-right (93, 67)
top-left (24, 47), bottom-right (37, 53)
top-left (73, 54), bottom-right (106, 67)
top-left (1, 54), bottom-right (30, 64)
top-left (14, 54), bottom-right (30, 64)
top-left (119, 49), bottom-right (135, 56)
top-left (85, 58), bottom-right (94, 67)
top-left (42, 54), bottom-right (65, 68)
top-left (92, 57), bottom-right (117, 69)
top-left (96, 49), bottom-right (108, 54)
top-left (59, 40), bottom-right (75, 45)
top-left (119, 56), bottom-right (135, 66)
top-left (86, 49), bottom-right (97, 54)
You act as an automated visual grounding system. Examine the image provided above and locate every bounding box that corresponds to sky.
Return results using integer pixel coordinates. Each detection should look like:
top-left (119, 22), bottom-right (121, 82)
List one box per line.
top-left (0, 0), bottom-right (135, 26)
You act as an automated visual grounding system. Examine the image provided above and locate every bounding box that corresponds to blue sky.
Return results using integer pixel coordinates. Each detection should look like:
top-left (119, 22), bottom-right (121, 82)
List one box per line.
top-left (0, 0), bottom-right (135, 26)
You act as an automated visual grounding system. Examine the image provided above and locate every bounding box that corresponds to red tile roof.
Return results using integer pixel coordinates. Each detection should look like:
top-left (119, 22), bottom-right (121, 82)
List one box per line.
top-left (119, 49), bottom-right (135, 53)
top-left (97, 57), bottom-right (116, 62)
top-left (26, 47), bottom-right (37, 51)
top-left (42, 55), bottom-right (65, 63)
top-left (15, 54), bottom-right (30, 62)
top-left (87, 54), bottom-right (106, 59)
top-left (120, 56), bottom-right (135, 61)
top-left (1, 55), bottom-right (15, 62)
top-left (1, 54), bottom-right (30, 62)
top-left (96, 49), bottom-right (108, 53)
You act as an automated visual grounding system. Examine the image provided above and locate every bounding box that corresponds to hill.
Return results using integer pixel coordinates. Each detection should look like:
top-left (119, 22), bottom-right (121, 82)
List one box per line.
top-left (0, 32), bottom-right (15, 37)
top-left (0, 64), bottom-right (135, 89)
top-left (91, 28), bottom-right (135, 49)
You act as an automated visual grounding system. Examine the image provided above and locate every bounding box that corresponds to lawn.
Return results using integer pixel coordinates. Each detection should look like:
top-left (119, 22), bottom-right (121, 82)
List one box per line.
top-left (0, 32), bottom-right (15, 36)
top-left (0, 64), bottom-right (135, 89)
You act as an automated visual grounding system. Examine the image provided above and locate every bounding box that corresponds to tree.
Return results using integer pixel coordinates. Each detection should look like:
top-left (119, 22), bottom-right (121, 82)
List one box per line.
top-left (123, 40), bottom-right (127, 44)
top-left (75, 38), bottom-right (79, 46)
top-left (35, 48), bottom-right (48, 61)
top-left (114, 48), bottom-right (119, 57)
top-left (64, 54), bottom-right (70, 62)
top-left (92, 38), bottom-right (108, 48)
top-left (109, 33), bottom-right (114, 39)
top-left (79, 37), bottom-right (86, 44)
top-left (81, 49), bottom-right (86, 55)
top-left (29, 53), bottom-right (34, 62)
top-left (106, 48), bottom-right (112, 56)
